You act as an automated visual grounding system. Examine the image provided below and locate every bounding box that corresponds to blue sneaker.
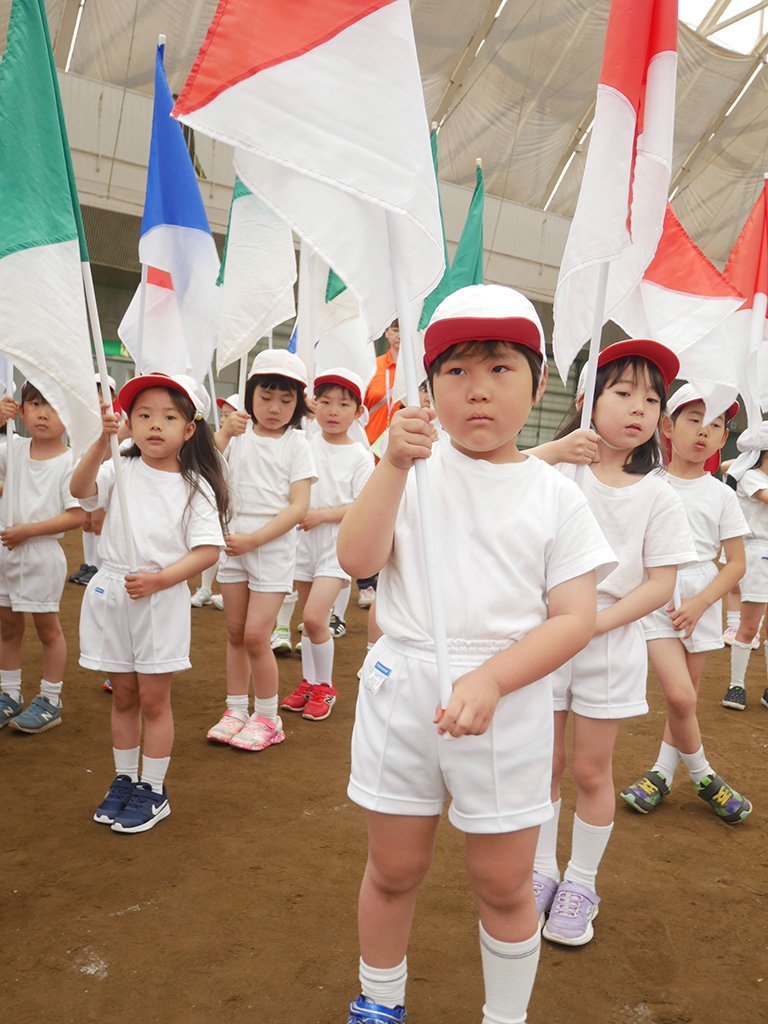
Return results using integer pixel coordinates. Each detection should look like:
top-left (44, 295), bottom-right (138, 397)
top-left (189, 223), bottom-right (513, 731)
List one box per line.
top-left (347, 995), bottom-right (406, 1022)
top-left (93, 775), bottom-right (135, 825)
top-left (111, 783), bottom-right (170, 834)
top-left (0, 693), bottom-right (23, 727)
top-left (8, 695), bottom-right (61, 733)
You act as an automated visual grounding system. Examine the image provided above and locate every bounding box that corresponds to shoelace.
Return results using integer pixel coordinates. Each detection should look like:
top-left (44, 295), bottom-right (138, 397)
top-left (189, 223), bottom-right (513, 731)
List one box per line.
top-left (553, 890), bottom-right (586, 919)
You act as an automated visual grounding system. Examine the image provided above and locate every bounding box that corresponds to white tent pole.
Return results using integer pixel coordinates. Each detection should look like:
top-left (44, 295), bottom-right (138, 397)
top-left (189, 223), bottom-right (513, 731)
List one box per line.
top-left (386, 211), bottom-right (452, 709)
top-left (134, 263), bottom-right (148, 374)
top-left (574, 261), bottom-right (610, 489)
top-left (81, 261), bottom-right (139, 570)
top-left (208, 362), bottom-right (220, 429)
top-left (4, 359), bottom-right (15, 529)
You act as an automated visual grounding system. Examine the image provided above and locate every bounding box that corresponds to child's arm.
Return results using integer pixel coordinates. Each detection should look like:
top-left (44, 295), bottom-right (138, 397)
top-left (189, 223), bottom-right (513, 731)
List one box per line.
top-left (299, 504), bottom-right (350, 530)
top-left (70, 407), bottom-right (119, 499)
top-left (214, 409), bottom-right (249, 453)
top-left (124, 545), bottom-right (221, 600)
top-left (224, 478), bottom-right (312, 556)
top-left (0, 508), bottom-right (85, 550)
top-left (436, 571), bottom-right (597, 737)
top-left (666, 536), bottom-right (746, 639)
top-left (527, 429), bottom-right (600, 466)
top-left (594, 565), bottom-right (677, 636)
top-left (0, 397), bottom-right (18, 426)
top-left (338, 406), bottom-right (435, 579)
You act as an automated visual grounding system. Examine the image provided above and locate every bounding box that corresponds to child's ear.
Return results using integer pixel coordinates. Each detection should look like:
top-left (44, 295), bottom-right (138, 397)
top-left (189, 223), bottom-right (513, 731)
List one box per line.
top-left (184, 421), bottom-right (197, 443)
top-left (534, 363), bottom-right (548, 405)
top-left (718, 427), bottom-right (729, 452)
top-left (660, 414), bottom-right (674, 440)
top-left (354, 404), bottom-right (364, 420)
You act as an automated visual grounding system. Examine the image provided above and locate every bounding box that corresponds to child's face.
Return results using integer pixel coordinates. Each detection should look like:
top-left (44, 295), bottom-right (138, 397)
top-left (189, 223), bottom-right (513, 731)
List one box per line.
top-left (591, 366), bottom-right (661, 452)
top-left (20, 396), bottom-right (64, 440)
top-left (431, 347), bottom-right (544, 462)
top-left (663, 401), bottom-right (727, 464)
top-left (220, 404), bottom-right (235, 423)
top-left (314, 386), bottom-right (361, 436)
top-left (128, 387), bottom-right (195, 464)
top-left (250, 383), bottom-right (297, 436)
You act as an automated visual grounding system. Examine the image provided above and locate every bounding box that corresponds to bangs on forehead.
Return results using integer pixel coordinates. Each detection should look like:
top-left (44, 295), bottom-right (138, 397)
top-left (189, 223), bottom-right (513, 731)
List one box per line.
top-left (603, 356), bottom-right (664, 396)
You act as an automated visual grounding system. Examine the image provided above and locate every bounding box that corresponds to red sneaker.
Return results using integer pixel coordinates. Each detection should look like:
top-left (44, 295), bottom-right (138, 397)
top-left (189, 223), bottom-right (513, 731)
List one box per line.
top-left (302, 683), bottom-right (338, 721)
top-left (280, 679), bottom-right (313, 712)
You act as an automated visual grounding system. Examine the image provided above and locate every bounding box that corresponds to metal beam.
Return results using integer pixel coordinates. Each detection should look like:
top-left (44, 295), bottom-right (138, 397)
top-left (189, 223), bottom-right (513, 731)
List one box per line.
top-left (51, 0), bottom-right (84, 69)
top-left (538, 99), bottom-right (595, 210)
top-left (699, 0), bottom-right (734, 36)
top-left (433, 1), bottom-right (504, 126)
top-left (702, 1), bottom-right (768, 38)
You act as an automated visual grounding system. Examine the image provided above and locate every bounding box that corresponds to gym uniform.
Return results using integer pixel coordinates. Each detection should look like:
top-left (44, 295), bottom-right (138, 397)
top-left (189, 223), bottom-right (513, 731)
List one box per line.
top-left (736, 467), bottom-right (768, 602)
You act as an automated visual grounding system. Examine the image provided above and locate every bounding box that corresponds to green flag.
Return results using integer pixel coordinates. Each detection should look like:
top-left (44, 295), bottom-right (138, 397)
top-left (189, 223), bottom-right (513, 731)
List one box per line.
top-left (417, 128), bottom-right (452, 330)
top-left (325, 266), bottom-right (347, 302)
top-left (451, 163), bottom-right (484, 287)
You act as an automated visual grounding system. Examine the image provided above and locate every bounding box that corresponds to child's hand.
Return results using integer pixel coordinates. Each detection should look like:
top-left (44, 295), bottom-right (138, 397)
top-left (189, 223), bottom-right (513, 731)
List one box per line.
top-left (385, 406), bottom-right (436, 471)
top-left (100, 404), bottom-right (120, 438)
top-left (558, 428), bottom-right (600, 465)
top-left (299, 509), bottom-right (326, 531)
top-left (124, 572), bottom-right (163, 600)
top-left (0, 397), bottom-right (18, 423)
top-left (224, 532), bottom-right (257, 556)
top-left (434, 667), bottom-right (502, 737)
top-left (667, 595), bottom-right (708, 639)
top-left (0, 524), bottom-right (31, 550)
top-left (224, 410), bottom-right (250, 437)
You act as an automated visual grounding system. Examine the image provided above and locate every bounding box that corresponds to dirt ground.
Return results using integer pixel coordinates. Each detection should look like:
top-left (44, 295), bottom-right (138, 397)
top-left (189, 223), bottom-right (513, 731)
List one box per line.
top-left (2, 533), bottom-right (766, 1024)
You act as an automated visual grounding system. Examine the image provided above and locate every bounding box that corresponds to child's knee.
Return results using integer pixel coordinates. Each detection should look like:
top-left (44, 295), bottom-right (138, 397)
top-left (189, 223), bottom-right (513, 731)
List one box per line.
top-left (302, 609), bottom-right (328, 639)
top-left (571, 754), bottom-right (611, 795)
top-left (367, 849), bottom-right (432, 897)
top-left (0, 612), bottom-right (24, 643)
top-left (243, 622), bottom-right (271, 653)
top-left (665, 684), bottom-right (697, 720)
top-left (35, 619), bottom-right (64, 646)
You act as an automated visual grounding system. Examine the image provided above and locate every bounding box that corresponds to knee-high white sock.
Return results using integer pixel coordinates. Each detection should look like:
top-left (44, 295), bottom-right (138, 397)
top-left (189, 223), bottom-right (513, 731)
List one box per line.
top-left (730, 641), bottom-right (752, 688)
top-left (113, 746), bottom-right (140, 783)
top-left (301, 638), bottom-right (317, 684)
top-left (563, 815), bottom-right (613, 891)
top-left (83, 531), bottom-right (98, 565)
top-left (533, 798), bottom-right (561, 882)
top-left (0, 669), bottom-right (22, 702)
top-left (479, 924), bottom-right (540, 1024)
top-left (311, 637), bottom-right (334, 685)
top-left (679, 745), bottom-right (712, 786)
top-left (334, 585), bottom-right (350, 618)
top-left (201, 564), bottom-right (216, 591)
top-left (276, 591), bottom-right (298, 630)
top-left (141, 755), bottom-right (170, 794)
top-left (359, 957), bottom-right (407, 1008)
top-left (652, 741), bottom-right (681, 785)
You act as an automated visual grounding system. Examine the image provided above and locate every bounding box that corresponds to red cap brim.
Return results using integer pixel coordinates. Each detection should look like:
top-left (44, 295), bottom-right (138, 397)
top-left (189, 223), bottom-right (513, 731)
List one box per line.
top-left (423, 316), bottom-right (543, 371)
top-left (597, 339), bottom-right (679, 390)
top-left (119, 373), bottom-right (193, 412)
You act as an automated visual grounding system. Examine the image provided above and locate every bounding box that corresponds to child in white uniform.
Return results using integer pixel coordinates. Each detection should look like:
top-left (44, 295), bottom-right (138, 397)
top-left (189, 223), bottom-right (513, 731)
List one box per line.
top-left (338, 286), bottom-right (616, 1024)
top-left (72, 374), bottom-right (226, 833)
top-left (622, 384), bottom-right (751, 821)
top-left (282, 368), bottom-right (373, 721)
top-left (0, 384), bottom-right (84, 733)
top-left (533, 339), bottom-right (696, 947)
top-left (207, 349), bottom-right (316, 752)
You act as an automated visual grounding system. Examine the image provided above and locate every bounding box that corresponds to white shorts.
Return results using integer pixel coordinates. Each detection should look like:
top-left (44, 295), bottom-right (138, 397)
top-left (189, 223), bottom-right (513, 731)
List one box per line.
top-left (643, 562), bottom-right (723, 653)
top-left (217, 530), bottom-right (297, 593)
top-left (294, 523), bottom-right (348, 582)
top-left (79, 563), bottom-right (191, 674)
top-left (348, 636), bottom-right (554, 835)
top-left (0, 538), bottom-right (67, 613)
top-left (740, 540), bottom-right (768, 603)
top-left (551, 601), bottom-right (647, 719)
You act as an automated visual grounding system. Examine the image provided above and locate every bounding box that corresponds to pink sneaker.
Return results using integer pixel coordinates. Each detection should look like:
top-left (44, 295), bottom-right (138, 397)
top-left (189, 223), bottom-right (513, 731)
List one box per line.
top-left (207, 710), bottom-right (247, 745)
top-left (229, 714), bottom-right (286, 752)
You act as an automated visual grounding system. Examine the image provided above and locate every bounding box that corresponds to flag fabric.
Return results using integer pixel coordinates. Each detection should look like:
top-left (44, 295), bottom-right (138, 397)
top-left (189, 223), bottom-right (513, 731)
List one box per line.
top-left (118, 267), bottom-right (187, 375)
top-left (120, 41), bottom-right (220, 381)
top-left (294, 240), bottom-right (359, 377)
top-left (215, 176), bottom-right (296, 373)
top-left (173, 0), bottom-right (444, 342)
top-left (450, 162), bottom-right (485, 290)
top-left (417, 127), bottom-right (453, 330)
top-left (553, 0), bottom-right (678, 381)
top-left (0, 0), bottom-right (101, 456)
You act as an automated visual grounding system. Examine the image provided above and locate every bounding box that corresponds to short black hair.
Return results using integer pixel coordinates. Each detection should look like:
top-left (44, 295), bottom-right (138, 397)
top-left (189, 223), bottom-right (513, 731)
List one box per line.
top-left (314, 381), bottom-right (361, 408)
top-left (20, 381), bottom-right (47, 405)
top-left (245, 374), bottom-right (307, 429)
top-left (427, 340), bottom-right (542, 400)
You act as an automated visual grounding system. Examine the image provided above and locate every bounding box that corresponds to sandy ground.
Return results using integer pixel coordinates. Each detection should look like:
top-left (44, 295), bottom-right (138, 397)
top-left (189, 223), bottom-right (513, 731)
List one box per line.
top-left (2, 534), bottom-right (766, 1024)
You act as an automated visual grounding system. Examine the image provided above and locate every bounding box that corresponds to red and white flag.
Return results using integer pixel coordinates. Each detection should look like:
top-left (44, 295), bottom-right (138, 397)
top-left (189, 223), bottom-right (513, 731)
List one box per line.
top-left (172, 0), bottom-right (444, 341)
top-left (118, 267), bottom-right (188, 374)
top-left (553, 0), bottom-right (678, 381)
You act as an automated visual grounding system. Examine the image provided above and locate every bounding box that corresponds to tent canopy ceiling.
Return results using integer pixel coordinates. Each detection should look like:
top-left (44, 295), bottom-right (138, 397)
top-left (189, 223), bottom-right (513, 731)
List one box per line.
top-left (3, 0), bottom-right (768, 267)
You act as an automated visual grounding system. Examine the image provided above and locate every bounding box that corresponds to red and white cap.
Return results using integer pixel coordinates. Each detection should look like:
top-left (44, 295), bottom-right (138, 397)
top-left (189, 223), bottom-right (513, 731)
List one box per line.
top-left (248, 348), bottom-right (308, 386)
top-left (581, 339), bottom-right (680, 392)
top-left (666, 383), bottom-right (739, 424)
top-left (119, 372), bottom-right (211, 421)
top-left (313, 367), bottom-right (365, 405)
top-left (216, 393), bottom-right (241, 411)
top-left (94, 372), bottom-right (117, 394)
top-left (423, 284), bottom-right (545, 371)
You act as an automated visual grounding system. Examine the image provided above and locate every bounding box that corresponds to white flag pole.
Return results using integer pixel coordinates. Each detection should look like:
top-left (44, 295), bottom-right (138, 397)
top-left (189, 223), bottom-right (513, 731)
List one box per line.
top-left (81, 261), bottom-right (139, 570)
top-left (386, 211), bottom-right (452, 709)
top-left (267, 330), bottom-right (273, 350)
top-left (238, 356), bottom-right (248, 408)
top-left (4, 359), bottom-right (15, 529)
top-left (745, 292), bottom-right (767, 430)
top-left (574, 260), bottom-right (610, 489)
top-left (134, 263), bottom-right (148, 374)
top-left (208, 363), bottom-right (220, 429)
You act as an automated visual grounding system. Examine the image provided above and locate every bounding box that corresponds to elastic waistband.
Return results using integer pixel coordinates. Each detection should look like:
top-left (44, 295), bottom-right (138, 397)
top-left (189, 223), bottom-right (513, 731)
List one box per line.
top-left (100, 561), bottom-right (159, 580)
top-left (393, 637), bottom-right (511, 664)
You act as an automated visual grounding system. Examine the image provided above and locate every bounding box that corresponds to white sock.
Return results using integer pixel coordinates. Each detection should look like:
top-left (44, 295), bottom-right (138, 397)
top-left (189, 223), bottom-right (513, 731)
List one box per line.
top-left (83, 531), bottom-right (98, 565)
top-left (225, 694), bottom-right (249, 722)
top-left (141, 754), bottom-right (170, 794)
top-left (726, 611), bottom-right (740, 630)
top-left (276, 591), bottom-right (298, 630)
top-left (334, 585), bottom-right (350, 619)
top-left (311, 637), bottom-right (334, 685)
top-left (533, 798), bottom-right (561, 882)
top-left (254, 696), bottom-right (278, 722)
top-left (0, 668), bottom-right (22, 702)
top-left (679, 745), bottom-right (712, 786)
top-left (563, 815), bottom-right (613, 892)
top-left (301, 637), bottom-right (317, 684)
top-left (359, 957), bottom-right (407, 1008)
top-left (40, 679), bottom-right (63, 707)
top-left (201, 564), bottom-right (216, 591)
top-left (651, 741), bottom-right (681, 785)
top-left (479, 924), bottom-right (540, 1024)
top-left (113, 746), bottom-right (140, 782)
top-left (730, 640), bottom-right (752, 688)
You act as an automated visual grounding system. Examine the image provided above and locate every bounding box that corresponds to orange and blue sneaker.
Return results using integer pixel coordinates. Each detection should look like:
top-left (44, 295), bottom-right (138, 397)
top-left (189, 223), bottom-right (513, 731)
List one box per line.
top-left (347, 995), bottom-right (406, 1022)
top-left (697, 774), bottom-right (752, 824)
top-left (620, 769), bottom-right (670, 814)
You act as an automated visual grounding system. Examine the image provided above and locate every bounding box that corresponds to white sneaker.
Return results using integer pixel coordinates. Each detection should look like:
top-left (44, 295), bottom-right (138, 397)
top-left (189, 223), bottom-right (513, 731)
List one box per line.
top-left (270, 626), bottom-right (292, 654)
top-left (210, 594), bottom-right (224, 611)
top-left (358, 586), bottom-right (376, 609)
top-left (191, 587), bottom-right (212, 607)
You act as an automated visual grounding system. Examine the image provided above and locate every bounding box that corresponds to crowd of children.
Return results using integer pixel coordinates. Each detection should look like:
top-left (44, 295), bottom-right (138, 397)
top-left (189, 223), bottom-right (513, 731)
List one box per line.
top-left (0, 282), bottom-right (760, 1024)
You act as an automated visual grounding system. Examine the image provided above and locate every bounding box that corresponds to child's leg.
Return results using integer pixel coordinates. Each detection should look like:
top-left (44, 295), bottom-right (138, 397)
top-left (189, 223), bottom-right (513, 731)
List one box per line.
top-left (466, 828), bottom-right (541, 1024)
top-left (648, 638), bottom-right (700, 768)
top-left (31, 612), bottom-right (66, 705)
top-left (0, 606), bottom-right (25, 673)
top-left (533, 710), bottom-right (567, 884)
top-left (93, 672), bottom-right (141, 824)
top-left (221, 581), bottom-right (252, 700)
top-left (244, 591), bottom-right (287, 703)
top-left (334, 584), bottom-right (350, 620)
top-left (726, 600), bottom-right (765, 709)
top-left (137, 672), bottom-right (173, 792)
top-left (303, 577), bottom-right (345, 677)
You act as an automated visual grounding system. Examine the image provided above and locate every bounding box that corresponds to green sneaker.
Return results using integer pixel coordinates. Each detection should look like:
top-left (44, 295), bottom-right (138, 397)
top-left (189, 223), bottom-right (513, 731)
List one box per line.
top-left (697, 774), bottom-right (752, 824)
top-left (620, 770), bottom-right (669, 814)
top-left (8, 695), bottom-right (62, 734)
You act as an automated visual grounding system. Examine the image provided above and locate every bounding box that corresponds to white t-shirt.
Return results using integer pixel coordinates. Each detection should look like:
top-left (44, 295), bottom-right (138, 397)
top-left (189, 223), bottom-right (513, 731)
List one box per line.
top-left (224, 427), bottom-right (317, 529)
top-left (308, 435), bottom-right (374, 510)
top-left (737, 468), bottom-right (768, 542)
top-left (661, 472), bottom-right (747, 564)
top-left (557, 466), bottom-right (697, 600)
top-left (376, 443), bottom-right (617, 646)
top-left (77, 457), bottom-right (225, 570)
top-left (0, 436), bottom-right (78, 535)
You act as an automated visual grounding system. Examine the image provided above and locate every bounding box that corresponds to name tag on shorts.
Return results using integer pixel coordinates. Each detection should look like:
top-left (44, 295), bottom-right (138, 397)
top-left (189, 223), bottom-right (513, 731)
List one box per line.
top-left (94, 587), bottom-right (105, 595)
top-left (364, 659), bottom-right (392, 696)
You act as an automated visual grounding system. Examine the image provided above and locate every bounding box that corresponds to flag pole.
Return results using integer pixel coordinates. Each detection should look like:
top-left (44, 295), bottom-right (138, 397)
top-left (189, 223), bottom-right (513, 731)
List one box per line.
top-left (4, 359), bottom-right (15, 529)
top-left (134, 263), bottom-right (148, 374)
top-left (208, 363), bottom-right (220, 429)
top-left (267, 330), bottom-right (273, 350)
top-left (81, 261), bottom-right (139, 570)
top-left (238, 356), bottom-right (248, 408)
top-left (386, 211), bottom-right (452, 709)
top-left (574, 260), bottom-right (610, 488)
